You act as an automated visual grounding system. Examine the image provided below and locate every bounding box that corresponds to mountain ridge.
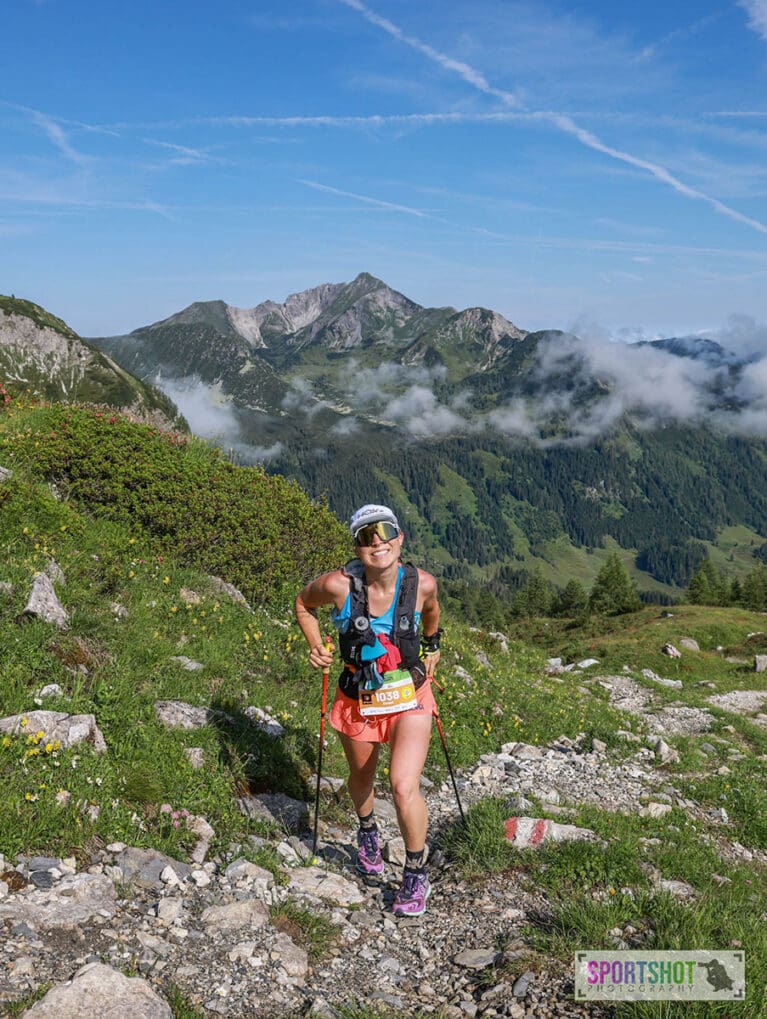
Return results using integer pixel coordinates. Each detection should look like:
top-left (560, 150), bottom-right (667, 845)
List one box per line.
top-left (0, 295), bottom-right (186, 430)
top-left (23, 279), bottom-right (767, 598)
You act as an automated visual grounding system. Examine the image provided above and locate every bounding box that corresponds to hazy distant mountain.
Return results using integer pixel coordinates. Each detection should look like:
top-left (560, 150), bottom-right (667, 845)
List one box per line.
top-left (645, 336), bottom-right (746, 368)
top-left (0, 294), bottom-right (184, 429)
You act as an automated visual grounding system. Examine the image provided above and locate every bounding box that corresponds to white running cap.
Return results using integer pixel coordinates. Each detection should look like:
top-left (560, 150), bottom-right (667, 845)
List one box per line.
top-left (349, 503), bottom-right (400, 538)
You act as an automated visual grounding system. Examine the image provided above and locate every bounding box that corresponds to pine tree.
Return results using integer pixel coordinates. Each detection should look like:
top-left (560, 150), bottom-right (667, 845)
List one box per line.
top-left (741, 563), bottom-right (767, 611)
top-left (687, 559), bottom-right (727, 606)
top-left (588, 553), bottom-right (641, 615)
top-left (510, 569), bottom-right (553, 618)
top-left (554, 578), bottom-right (589, 617)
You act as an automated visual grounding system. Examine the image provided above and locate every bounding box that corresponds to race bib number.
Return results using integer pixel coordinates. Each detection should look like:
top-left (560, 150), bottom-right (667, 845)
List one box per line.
top-left (358, 669), bottom-right (418, 716)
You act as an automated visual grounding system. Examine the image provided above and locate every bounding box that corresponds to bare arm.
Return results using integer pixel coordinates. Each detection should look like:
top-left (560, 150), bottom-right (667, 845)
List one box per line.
top-left (417, 570), bottom-right (441, 676)
top-left (295, 571), bottom-right (347, 669)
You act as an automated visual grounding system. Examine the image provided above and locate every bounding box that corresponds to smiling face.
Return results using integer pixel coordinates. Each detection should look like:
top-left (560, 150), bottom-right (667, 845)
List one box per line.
top-left (355, 527), bottom-right (403, 571)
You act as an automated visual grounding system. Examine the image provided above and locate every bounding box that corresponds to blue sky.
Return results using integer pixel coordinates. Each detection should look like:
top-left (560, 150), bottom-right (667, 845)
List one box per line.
top-left (3, 0), bottom-right (767, 339)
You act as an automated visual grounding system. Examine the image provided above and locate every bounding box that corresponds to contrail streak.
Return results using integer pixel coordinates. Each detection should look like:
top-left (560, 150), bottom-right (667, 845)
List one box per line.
top-left (543, 112), bottom-right (767, 236)
top-left (339, 0), bottom-right (767, 236)
top-left (339, 0), bottom-right (522, 107)
top-left (298, 179), bottom-right (428, 217)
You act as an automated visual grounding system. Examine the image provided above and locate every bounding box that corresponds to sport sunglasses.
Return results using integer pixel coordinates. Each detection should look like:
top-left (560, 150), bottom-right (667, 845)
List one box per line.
top-left (354, 521), bottom-right (400, 546)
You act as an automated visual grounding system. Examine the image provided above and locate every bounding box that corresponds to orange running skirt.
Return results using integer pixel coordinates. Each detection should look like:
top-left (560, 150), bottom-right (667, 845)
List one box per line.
top-left (329, 678), bottom-right (437, 743)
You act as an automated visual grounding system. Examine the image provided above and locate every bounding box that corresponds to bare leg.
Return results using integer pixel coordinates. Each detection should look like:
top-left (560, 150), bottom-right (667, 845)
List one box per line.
top-left (338, 733), bottom-right (379, 817)
top-left (388, 712), bottom-right (432, 851)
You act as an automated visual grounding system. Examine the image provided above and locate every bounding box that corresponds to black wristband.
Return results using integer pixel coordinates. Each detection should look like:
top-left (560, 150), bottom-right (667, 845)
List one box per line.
top-left (420, 628), bottom-right (442, 655)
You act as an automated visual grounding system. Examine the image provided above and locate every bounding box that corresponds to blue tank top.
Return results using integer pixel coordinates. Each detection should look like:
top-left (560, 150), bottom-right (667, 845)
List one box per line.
top-left (331, 566), bottom-right (421, 636)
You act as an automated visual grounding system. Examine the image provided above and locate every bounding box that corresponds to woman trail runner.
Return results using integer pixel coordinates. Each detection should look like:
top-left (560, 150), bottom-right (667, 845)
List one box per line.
top-left (295, 503), bottom-right (442, 916)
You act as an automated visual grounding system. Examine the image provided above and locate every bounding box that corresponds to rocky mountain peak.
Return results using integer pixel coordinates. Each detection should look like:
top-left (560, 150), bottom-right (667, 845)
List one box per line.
top-left (1, 295), bottom-right (78, 341)
top-left (143, 300), bottom-right (233, 336)
top-left (0, 294), bottom-right (183, 428)
top-left (454, 306), bottom-right (526, 344)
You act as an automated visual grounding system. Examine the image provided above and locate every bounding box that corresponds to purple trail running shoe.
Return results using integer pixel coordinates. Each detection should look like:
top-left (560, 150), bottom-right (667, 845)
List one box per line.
top-left (356, 827), bottom-right (384, 875)
top-left (393, 869), bottom-right (431, 916)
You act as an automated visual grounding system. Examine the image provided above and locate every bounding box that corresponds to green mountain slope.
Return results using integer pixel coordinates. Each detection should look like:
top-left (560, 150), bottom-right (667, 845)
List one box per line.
top-left (0, 295), bottom-right (185, 428)
top-left (86, 275), bottom-right (767, 597)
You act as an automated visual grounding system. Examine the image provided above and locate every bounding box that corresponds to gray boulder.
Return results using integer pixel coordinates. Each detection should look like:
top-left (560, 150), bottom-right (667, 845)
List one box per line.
top-left (154, 700), bottom-right (228, 729)
top-left (287, 866), bottom-right (366, 907)
top-left (44, 559), bottom-right (66, 585)
top-left (22, 962), bottom-right (171, 1017)
top-left (208, 575), bottom-right (253, 611)
top-left (201, 897), bottom-right (270, 931)
top-left (114, 847), bottom-right (191, 889)
top-left (21, 572), bottom-right (68, 628)
top-left (0, 711), bottom-right (106, 753)
top-left (0, 873), bottom-right (116, 929)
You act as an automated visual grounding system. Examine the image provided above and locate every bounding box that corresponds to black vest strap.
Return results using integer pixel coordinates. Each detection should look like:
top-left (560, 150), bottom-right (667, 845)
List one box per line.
top-left (337, 560), bottom-right (423, 695)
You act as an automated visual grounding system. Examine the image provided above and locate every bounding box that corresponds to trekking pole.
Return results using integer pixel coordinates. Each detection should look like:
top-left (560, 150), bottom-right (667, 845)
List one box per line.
top-left (312, 635), bottom-right (332, 856)
top-left (431, 677), bottom-right (466, 824)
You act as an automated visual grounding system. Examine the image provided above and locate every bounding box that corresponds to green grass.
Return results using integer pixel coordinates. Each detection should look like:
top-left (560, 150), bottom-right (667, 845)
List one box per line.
top-left (269, 899), bottom-right (340, 961)
top-left (0, 984), bottom-right (51, 1016)
top-left (165, 985), bottom-right (207, 1019)
top-left (0, 397), bottom-right (350, 607)
top-left (4, 391), bottom-right (767, 1017)
top-left (442, 797), bottom-right (766, 1017)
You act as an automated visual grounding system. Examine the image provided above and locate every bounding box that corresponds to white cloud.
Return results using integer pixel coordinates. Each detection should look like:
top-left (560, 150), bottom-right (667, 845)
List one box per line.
top-left (382, 385), bottom-right (468, 436)
top-left (281, 377), bottom-right (331, 418)
top-left (485, 399), bottom-right (538, 438)
top-left (708, 313), bottom-right (767, 358)
top-left (478, 322), bottom-right (767, 444)
top-left (739, 1), bottom-right (767, 40)
top-left (158, 377), bottom-right (240, 440)
top-left (227, 440), bottom-right (284, 464)
top-left (347, 361), bottom-right (447, 408)
top-left (28, 109), bottom-right (88, 165)
top-left (329, 416), bottom-right (361, 436)
top-left (637, 12), bottom-right (722, 60)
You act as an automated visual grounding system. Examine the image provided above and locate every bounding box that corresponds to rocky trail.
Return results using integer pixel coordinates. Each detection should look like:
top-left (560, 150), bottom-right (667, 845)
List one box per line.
top-left (3, 684), bottom-right (762, 1019)
top-left (3, 557), bottom-right (767, 1016)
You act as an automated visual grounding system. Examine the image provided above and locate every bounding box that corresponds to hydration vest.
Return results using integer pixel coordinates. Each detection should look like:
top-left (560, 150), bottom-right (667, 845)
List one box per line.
top-left (338, 559), bottom-right (424, 695)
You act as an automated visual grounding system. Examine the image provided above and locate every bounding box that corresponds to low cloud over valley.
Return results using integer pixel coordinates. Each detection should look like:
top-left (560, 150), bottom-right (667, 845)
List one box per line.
top-left (154, 316), bottom-right (767, 451)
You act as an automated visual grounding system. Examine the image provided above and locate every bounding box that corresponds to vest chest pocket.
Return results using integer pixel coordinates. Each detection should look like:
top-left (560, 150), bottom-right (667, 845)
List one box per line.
top-left (358, 669), bottom-right (418, 716)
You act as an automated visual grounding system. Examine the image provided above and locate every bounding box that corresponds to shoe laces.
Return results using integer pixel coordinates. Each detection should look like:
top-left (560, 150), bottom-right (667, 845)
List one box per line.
top-left (359, 828), bottom-right (379, 855)
top-left (400, 871), bottom-right (423, 897)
